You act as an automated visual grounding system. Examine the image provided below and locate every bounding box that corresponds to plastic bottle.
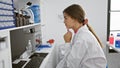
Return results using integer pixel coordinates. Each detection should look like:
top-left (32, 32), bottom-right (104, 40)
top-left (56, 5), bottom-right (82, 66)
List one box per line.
top-left (30, 5), bottom-right (40, 23)
top-left (109, 33), bottom-right (114, 45)
top-left (115, 33), bottom-right (120, 48)
top-left (26, 40), bottom-right (32, 54)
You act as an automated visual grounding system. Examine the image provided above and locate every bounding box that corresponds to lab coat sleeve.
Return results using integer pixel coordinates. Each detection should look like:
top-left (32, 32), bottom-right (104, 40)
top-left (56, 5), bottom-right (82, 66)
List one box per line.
top-left (59, 43), bottom-right (71, 60)
top-left (56, 43), bottom-right (72, 68)
top-left (43, 43), bottom-right (70, 68)
top-left (66, 40), bottom-right (88, 68)
top-left (56, 40), bottom-right (88, 68)
top-left (43, 45), bottom-right (59, 68)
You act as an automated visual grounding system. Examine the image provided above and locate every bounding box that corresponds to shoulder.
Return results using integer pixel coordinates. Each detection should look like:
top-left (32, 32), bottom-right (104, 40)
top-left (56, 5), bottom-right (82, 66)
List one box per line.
top-left (74, 29), bottom-right (98, 48)
top-left (76, 29), bottom-right (92, 42)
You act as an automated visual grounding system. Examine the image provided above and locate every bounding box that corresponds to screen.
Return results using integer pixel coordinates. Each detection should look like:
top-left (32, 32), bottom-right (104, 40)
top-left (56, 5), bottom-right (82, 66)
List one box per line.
top-left (10, 29), bottom-right (27, 62)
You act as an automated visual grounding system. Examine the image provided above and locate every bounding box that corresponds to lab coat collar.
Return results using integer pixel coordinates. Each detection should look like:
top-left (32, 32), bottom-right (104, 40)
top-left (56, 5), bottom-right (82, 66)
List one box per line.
top-left (72, 25), bottom-right (88, 45)
top-left (75, 25), bottom-right (88, 34)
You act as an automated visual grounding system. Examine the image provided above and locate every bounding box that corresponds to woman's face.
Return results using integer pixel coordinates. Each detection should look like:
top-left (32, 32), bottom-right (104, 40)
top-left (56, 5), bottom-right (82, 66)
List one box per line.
top-left (63, 13), bottom-right (75, 29)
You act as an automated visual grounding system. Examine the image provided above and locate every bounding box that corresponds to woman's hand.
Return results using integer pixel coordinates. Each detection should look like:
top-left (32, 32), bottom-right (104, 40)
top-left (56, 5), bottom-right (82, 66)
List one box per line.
top-left (64, 30), bottom-right (72, 43)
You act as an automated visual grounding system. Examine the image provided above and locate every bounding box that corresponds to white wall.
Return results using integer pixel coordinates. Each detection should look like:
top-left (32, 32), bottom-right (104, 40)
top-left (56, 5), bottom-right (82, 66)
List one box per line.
top-left (40, 0), bottom-right (108, 46)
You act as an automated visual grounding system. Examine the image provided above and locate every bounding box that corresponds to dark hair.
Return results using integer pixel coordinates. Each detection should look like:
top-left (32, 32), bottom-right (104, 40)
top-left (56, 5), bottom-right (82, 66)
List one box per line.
top-left (63, 4), bottom-right (85, 23)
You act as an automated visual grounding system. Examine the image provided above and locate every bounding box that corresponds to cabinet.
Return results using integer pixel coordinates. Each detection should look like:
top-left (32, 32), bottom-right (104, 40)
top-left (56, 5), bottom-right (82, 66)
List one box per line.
top-left (0, 30), bottom-right (12, 68)
top-left (0, 0), bottom-right (42, 68)
top-left (0, 23), bottom-right (41, 68)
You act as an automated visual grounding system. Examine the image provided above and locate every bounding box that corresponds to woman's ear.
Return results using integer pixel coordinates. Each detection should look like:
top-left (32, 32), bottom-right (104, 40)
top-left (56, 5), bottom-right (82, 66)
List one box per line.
top-left (84, 18), bottom-right (88, 25)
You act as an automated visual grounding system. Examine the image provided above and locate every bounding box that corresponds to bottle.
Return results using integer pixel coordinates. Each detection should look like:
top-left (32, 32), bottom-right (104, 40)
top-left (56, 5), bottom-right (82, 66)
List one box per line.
top-left (115, 33), bottom-right (120, 48)
top-left (109, 33), bottom-right (114, 45)
top-left (26, 40), bottom-right (32, 55)
top-left (30, 5), bottom-right (40, 23)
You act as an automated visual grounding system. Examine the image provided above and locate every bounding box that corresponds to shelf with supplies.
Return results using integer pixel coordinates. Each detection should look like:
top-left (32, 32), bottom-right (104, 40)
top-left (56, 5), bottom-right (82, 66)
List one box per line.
top-left (0, 23), bottom-right (42, 33)
top-left (0, 3), bottom-right (14, 68)
top-left (0, 0), bottom-right (15, 30)
top-left (106, 42), bottom-right (120, 53)
top-left (0, 0), bottom-right (43, 68)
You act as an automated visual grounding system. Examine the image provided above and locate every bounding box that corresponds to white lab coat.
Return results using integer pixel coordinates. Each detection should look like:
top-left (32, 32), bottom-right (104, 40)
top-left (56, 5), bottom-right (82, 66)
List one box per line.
top-left (42, 25), bottom-right (107, 68)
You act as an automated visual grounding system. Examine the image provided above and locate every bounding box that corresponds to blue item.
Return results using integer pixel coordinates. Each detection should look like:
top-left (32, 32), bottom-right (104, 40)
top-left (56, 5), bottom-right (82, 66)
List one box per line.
top-left (106, 64), bottom-right (108, 68)
top-left (38, 44), bottom-right (51, 48)
top-left (115, 40), bottom-right (120, 48)
top-left (36, 44), bottom-right (51, 51)
top-left (115, 33), bottom-right (120, 48)
top-left (30, 5), bottom-right (41, 23)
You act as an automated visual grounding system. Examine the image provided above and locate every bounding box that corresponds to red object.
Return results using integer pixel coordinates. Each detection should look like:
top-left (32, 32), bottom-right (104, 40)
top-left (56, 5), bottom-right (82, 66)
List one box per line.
top-left (36, 39), bottom-right (41, 44)
top-left (47, 39), bottom-right (54, 44)
top-left (109, 34), bottom-right (114, 45)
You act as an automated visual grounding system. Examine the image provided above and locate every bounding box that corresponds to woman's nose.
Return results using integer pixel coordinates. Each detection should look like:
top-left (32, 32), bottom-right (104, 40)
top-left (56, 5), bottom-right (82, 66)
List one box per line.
top-left (64, 20), bottom-right (66, 23)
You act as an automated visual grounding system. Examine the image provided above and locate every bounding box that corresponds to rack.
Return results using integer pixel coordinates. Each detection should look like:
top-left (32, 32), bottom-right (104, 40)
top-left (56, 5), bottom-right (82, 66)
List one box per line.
top-left (0, 0), bottom-right (15, 30)
top-left (0, 0), bottom-right (42, 68)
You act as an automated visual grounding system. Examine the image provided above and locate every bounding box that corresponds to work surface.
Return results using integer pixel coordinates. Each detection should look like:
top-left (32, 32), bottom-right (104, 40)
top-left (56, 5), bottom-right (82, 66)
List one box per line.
top-left (12, 53), bottom-right (48, 68)
top-left (12, 44), bottom-right (53, 68)
top-left (107, 42), bottom-right (120, 53)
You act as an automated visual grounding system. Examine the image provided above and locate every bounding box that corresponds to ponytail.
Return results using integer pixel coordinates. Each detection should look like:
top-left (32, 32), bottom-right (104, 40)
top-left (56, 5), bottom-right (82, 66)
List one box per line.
top-left (86, 24), bottom-right (103, 48)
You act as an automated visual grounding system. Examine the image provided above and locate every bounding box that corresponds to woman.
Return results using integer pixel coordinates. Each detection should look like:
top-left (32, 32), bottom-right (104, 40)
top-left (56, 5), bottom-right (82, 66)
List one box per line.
top-left (43, 4), bottom-right (107, 68)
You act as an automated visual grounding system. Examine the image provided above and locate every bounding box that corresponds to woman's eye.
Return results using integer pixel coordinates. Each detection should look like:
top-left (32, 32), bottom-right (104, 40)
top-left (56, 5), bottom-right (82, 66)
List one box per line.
top-left (65, 17), bottom-right (67, 19)
top-left (64, 18), bottom-right (66, 19)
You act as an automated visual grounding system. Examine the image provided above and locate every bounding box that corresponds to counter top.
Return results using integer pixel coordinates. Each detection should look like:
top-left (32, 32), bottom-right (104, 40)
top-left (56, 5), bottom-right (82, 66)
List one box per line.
top-left (37, 45), bottom-right (55, 68)
top-left (106, 42), bottom-right (120, 52)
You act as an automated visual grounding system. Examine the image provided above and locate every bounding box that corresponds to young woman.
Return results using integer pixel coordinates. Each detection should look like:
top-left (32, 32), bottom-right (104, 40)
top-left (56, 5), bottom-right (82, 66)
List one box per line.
top-left (43, 4), bottom-right (107, 68)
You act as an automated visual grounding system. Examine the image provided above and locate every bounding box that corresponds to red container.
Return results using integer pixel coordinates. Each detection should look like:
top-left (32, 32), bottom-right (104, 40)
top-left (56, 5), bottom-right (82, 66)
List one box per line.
top-left (109, 34), bottom-right (114, 45)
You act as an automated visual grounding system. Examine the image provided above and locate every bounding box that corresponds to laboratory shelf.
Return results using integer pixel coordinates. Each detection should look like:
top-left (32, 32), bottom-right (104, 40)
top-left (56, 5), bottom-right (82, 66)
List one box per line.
top-left (7, 23), bottom-right (41, 31)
